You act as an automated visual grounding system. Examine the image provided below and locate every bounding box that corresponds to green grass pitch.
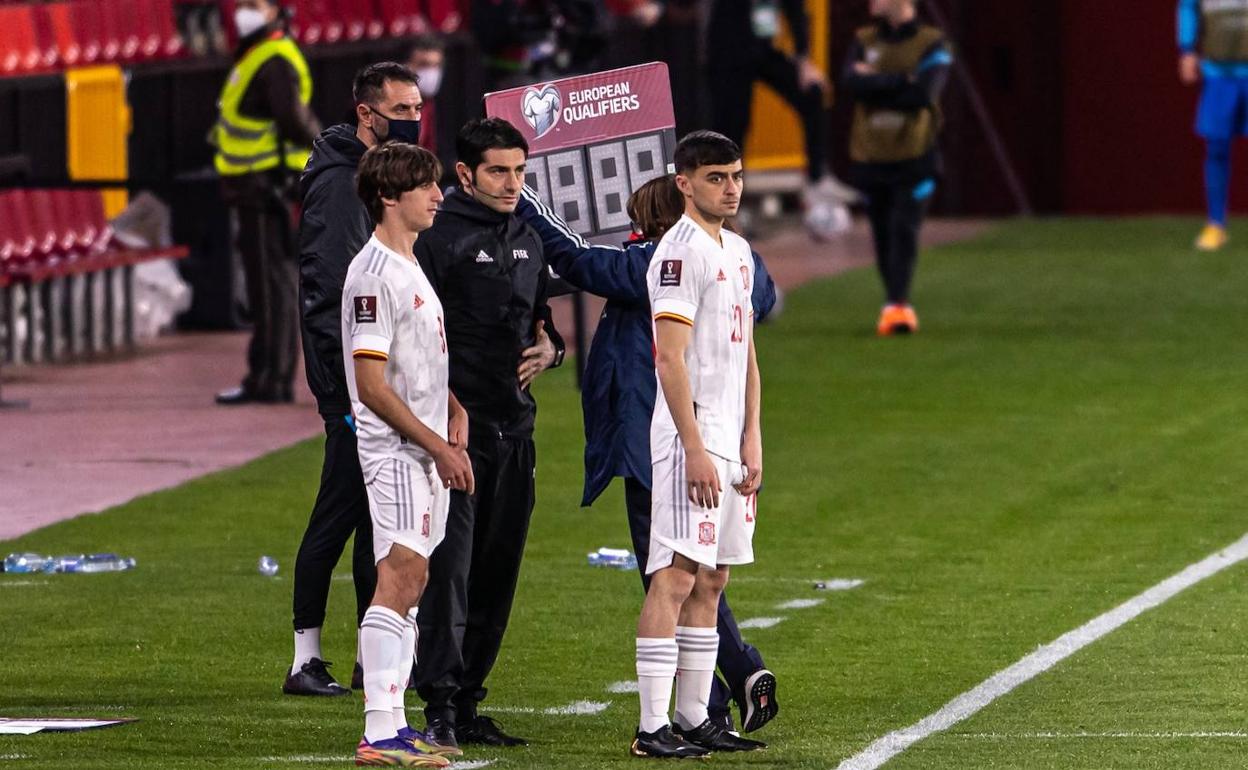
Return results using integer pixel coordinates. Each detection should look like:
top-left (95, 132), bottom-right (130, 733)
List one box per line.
top-left (4, 218), bottom-right (1248, 769)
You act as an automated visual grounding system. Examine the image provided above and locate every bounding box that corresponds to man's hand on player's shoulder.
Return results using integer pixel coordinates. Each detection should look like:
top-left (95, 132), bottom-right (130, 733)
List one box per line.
top-left (686, 447), bottom-right (722, 509)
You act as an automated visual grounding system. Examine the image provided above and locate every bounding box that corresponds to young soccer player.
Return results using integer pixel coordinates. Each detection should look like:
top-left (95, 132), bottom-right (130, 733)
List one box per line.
top-left (342, 142), bottom-right (473, 767)
top-left (631, 131), bottom-right (767, 758)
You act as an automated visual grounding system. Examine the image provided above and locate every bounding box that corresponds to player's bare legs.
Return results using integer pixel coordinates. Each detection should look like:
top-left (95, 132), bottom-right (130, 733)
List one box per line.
top-left (362, 545), bottom-right (426, 743)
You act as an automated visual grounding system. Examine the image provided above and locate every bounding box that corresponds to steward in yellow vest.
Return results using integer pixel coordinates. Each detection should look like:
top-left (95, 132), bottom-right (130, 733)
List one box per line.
top-left (212, 0), bottom-right (321, 406)
top-left (211, 6), bottom-right (318, 177)
top-left (841, 0), bottom-right (952, 336)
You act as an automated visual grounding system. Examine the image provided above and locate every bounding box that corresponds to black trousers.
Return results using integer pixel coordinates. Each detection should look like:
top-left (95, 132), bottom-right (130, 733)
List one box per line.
top-left (624, 478), bottom-right (766, 721)
top-left (864, 182), bottom-right (928, 305)
top-left (234, 192), bottom-right (299, 396)
top-left (709, 43), bottom-right (828, 183)
top-left (292, 414), bottom-right (377, 630)
top-left (417, 433), bottom-right (536, 723)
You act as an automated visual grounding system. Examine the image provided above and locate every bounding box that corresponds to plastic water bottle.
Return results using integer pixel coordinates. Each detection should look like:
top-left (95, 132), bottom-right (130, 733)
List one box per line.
top-left (46, 555), bottom-right (84, 573)
top-left (586, 547), bottom-right (638, 571)
top-left (75, 554), bottom-right (137, 573)
top-left (3, 553), bottom-right (52, 573)
top-left (258, 555), bottom-right (279, 577)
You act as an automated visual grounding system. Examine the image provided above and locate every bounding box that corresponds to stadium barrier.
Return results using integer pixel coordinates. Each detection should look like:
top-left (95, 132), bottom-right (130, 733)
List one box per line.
top-left (0, 187), bottom-right (188, 364)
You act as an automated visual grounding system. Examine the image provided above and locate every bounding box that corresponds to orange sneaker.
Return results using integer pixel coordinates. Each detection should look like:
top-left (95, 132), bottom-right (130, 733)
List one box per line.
top-left (1195, 223), bottom-right (1228, 251)
top-left (877, 304), bottom-right (918, 336)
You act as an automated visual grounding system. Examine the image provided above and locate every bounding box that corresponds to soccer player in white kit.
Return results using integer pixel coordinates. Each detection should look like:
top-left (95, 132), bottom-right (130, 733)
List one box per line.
top-left (631, 131), bottom-right (767, 759)
top-left (342, 143), bottom-right (473, 768)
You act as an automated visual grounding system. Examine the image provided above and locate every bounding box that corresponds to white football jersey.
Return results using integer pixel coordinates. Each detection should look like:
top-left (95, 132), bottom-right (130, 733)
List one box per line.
top-left (342, 235), bottom-right (449, 473)
top-left (647, 215), bottom-right (755, 464)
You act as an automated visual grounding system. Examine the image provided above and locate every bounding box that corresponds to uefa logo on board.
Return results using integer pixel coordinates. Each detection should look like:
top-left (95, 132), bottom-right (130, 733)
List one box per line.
top-left (520, 84), bottom-right (562, 138)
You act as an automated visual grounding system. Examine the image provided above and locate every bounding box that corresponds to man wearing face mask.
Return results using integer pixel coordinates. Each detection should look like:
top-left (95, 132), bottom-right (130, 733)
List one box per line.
top-left (403, 35), bottom-right (452, 176)
top-left (411, 118), bottom-right (565, 751)
top-left (284, 62), bottom-right (425, 697)
top-left (212, 0), bottom-right (320, 405)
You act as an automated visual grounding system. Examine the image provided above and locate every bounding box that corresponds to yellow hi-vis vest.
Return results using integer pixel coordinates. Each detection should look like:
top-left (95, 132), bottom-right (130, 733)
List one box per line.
top-left (211, 35), bottom-right (312, 176)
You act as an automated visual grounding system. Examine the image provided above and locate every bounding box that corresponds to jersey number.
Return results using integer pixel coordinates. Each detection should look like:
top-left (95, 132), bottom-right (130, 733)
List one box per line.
top-left (730, 305), bottom-right (745, 343)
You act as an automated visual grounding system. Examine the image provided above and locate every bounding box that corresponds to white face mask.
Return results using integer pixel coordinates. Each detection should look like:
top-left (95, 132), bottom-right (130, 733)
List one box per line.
top-left (415, 67), bottom-right (443, 98)
top-left (234, 8), bottom-right (270, 38)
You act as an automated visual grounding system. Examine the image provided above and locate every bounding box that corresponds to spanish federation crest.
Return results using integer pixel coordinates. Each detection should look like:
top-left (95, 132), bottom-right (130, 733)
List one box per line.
top-left (520, 84), bottom-right (562, 138)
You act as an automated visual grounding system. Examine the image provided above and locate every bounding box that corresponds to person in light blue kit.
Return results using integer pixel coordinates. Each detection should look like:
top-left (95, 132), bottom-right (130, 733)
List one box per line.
top-left (515, 175), bottom-right (782, 735)
top-left (1179, 0), bottom-right (1248, 251)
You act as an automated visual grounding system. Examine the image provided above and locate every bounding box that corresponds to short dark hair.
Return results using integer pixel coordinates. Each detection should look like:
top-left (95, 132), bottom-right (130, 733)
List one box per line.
top-left (455, 118), bottom-right (529, 170)
top-left (352, 61), bottom-right (419, 106)
top-left (404, 34), bottom-right (445, 58)
top-left (356, 143), bottom-right (443, 225)
top-left (673, 130), bottom-right (742, 174)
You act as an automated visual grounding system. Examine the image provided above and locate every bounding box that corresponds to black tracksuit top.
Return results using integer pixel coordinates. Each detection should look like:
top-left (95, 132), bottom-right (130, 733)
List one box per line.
top-left (414, 188), bottom-right (564, 439)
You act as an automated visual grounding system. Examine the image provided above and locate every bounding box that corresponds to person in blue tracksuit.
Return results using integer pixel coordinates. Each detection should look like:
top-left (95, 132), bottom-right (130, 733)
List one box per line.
top-left (515, 175), bottom-right (781, 733)
top-left (1179, 0), bottom-right (1248, 251)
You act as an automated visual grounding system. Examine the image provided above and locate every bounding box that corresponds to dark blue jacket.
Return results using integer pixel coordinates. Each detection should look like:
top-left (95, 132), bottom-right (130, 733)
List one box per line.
top-left (516, 187), bottom-right (778, 505)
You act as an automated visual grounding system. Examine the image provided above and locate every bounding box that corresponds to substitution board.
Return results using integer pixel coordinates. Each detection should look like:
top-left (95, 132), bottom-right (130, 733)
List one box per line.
top-left (484, 62), bottom-right (677, 242)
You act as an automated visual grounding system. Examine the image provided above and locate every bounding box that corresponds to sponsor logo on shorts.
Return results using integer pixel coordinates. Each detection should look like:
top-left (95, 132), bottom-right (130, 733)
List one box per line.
top-left (354, 296), bottom-right (377, 323)
top-left (660, 259), bottom-right (682, 286)
top-left (698, 521), bottom-right (716, 545)
top-left (475, 250), bottom-right (494, 263)
top-left (513, 249), bottom-right (530, 260)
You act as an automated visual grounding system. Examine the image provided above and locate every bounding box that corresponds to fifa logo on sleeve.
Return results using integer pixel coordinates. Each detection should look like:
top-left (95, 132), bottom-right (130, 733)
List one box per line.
top-left (660, 260), bottom-right (682, 287)
top-left (354, 296), bottom-right (377, 323)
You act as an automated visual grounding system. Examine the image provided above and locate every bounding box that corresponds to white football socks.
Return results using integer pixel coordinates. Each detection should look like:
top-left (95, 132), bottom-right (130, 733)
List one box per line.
top-left (636, 637), bottom-right (679, 733)
top-left (394, 608), bottom-right (418, 731)
top-left (291, 626), bottom-right (322, 674)
top-left (673, 626), bottom-right (718, 730)
top-left (360, 606), bottom-right (405, 743)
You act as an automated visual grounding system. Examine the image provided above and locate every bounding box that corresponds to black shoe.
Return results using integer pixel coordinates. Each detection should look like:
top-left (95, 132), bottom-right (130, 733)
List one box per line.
top-left (738, 668), bottom-right (778, 733)
top-left (350, 662), bottom-right (363, 690)
top-left (708, 711), bottom-right (734, 733)
top-left (282, 658), bottom-right (351, 696)
top-left (456, 714), bottom-right (528, 746)
top-left (673, 718), bottom-right (766, 752)
top-left (424, 717), bottom-right (460, 754)
top-left (629, 725), bottom-right (711, 759)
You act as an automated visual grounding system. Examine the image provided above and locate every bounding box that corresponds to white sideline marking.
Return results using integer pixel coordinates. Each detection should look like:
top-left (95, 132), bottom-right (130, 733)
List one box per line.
top-left (731, 576), bottom-right (864, 586)
top-left (739, 616), bottom-right (785, 629)
top-left (815, 579), bottom-right (866, 591)
top-left (0, 581), bottom-right (48, 587)
top-left (777, 598), bottom-right (825, 610)
top-left (955, 731), bottom-right (1248, 740)
top-left (490, 700), bottom-right (610, 716)
top-left (0, 755), bottom-right (31, 760)
top-left (835, 532), bottom-right (1248, 770)
top-left (607, 680), bottom-right (639, 694)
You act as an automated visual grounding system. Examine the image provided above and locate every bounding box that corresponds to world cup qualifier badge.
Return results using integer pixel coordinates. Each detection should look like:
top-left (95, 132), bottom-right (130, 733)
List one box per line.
top-left (660, 260), bottom-right (682, 286)
top-left (354, 296), bottom-right (377, 323)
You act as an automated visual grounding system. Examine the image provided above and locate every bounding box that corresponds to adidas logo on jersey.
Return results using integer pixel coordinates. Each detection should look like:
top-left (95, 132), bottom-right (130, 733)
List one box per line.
top-left (475, 250), bottom-right (494, 263)
top-left (717, 269), bottom-right (727, 281)
top-left (413, 293), bottom-right (425, 310)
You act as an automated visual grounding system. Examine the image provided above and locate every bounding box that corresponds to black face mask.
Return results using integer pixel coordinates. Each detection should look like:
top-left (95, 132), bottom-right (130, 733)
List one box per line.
top-left (369, 108), bottom-right (421, 144)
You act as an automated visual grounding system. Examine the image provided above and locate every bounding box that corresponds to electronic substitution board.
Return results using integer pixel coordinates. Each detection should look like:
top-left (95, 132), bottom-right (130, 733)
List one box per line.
top-left (484, 62), bottom-right (677, 242)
